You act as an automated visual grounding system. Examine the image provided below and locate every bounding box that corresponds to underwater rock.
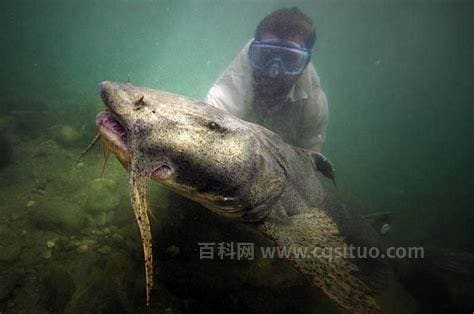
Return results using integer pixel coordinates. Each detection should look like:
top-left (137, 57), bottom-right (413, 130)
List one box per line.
top-left (243, 258), bottom-right (302, 289)
top-left (95, 211), bottom-right (113, 226)
top-left (26, 200), bottom-right (35, 208)
top-left (76, 244), bottom-right (89, 254)
top-left (0, 225), bottom-right (22, 262)
top-left (0, 115), bottom-right (13, 131)
top-left (28, 197), bottom-right (85, 232)
top-left (10, 211), bottom-right (22, 221)
top-left (41, 249), bottom-right (52, 259)
top-left (166, 245), bottom-right (180, 258)
top-left (79, 227), bottom-right (96, 236)
top-left (104, 253), bottom-right (135, 276)
top-left (26, 138), bottom-right (62, 161)
top-left (70, 238), bottom-right (97, 254)
top-left (10, 109), bottom-right (46, 136)
top-left (98, 245), bottom-right (112, 255)
top-left (84, 178), bottom-right (120, 213)
top-left (0, 135), bottom-right (11, 169)
top-left (112, 233), bottom-right (123, 241)
top-left (0, 266), bottom-right (22, 300)
top-left (50, 125), bottom-right (81, 146)
top-left (67, 277), bottom-right (128, 314)
top-left (46, 240), bottom-right (55, 248)
top-left (40, 267), bottom-right (75, 312)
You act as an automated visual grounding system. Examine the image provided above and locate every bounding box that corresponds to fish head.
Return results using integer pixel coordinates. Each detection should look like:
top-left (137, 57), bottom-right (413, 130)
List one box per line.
top-left (97, 81), bottom-right (284, 221)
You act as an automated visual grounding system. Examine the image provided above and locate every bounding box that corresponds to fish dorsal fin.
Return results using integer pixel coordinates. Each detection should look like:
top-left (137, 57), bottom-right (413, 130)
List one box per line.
top-left (259, 208), bottom-right (381, 313)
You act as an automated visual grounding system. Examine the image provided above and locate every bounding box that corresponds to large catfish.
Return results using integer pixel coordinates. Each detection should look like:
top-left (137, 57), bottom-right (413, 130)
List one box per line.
top-left (93, 81), bottom-right (419, 313)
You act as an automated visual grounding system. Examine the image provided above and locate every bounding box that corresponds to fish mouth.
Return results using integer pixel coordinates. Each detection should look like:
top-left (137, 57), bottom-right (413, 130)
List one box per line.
top-left (96, 110), bottom-right (175, 181)
top-left (96, 111), bottom-right (129, 153)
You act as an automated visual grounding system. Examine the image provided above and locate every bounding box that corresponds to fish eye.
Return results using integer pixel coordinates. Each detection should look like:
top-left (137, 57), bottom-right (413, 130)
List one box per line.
top-left (203, 119), bottom-right (228, 134)
top-left (207, 121), bottom-right (220, 130)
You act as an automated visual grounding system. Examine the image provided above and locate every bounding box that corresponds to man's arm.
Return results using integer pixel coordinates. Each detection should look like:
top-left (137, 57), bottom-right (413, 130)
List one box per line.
top-left (204, 41), bottom-right (253, 118)
top-left (297, 88), bottom-right (329, 152)
top-left (205, 82), bottom-right (235, 114)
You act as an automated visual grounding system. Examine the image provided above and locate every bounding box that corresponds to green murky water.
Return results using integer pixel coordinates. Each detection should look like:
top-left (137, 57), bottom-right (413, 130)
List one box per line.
top-left (0, 1), bottom-right (473, 313)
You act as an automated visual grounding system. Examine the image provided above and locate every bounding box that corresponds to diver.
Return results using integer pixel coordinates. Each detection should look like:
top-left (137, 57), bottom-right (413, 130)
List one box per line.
top-left (205, 7), bottom-right (328, 152)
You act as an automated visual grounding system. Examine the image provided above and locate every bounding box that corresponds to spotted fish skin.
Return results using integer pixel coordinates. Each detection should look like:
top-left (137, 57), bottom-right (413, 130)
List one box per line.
top-left (97, 81), bottom-right (396, 312)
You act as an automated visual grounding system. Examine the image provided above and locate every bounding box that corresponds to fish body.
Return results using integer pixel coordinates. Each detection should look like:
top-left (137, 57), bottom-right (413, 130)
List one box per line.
top-left (97, 81), bottom-right (395, 313)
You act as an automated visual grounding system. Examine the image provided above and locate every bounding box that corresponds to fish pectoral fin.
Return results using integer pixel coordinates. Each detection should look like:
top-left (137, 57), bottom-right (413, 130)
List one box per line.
top-left (309, 152), bottom-right (336, 183)
top-left (258, 209), bottom-right (381, 314)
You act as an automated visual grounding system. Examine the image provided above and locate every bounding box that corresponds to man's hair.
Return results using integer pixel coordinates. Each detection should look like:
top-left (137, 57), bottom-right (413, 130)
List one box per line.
top-left (255, 7), bottom-right (316, 49)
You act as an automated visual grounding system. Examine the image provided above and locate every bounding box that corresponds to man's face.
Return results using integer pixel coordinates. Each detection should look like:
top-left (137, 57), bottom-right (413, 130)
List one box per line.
top-left (252, 33), bottom-right (308, 100)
